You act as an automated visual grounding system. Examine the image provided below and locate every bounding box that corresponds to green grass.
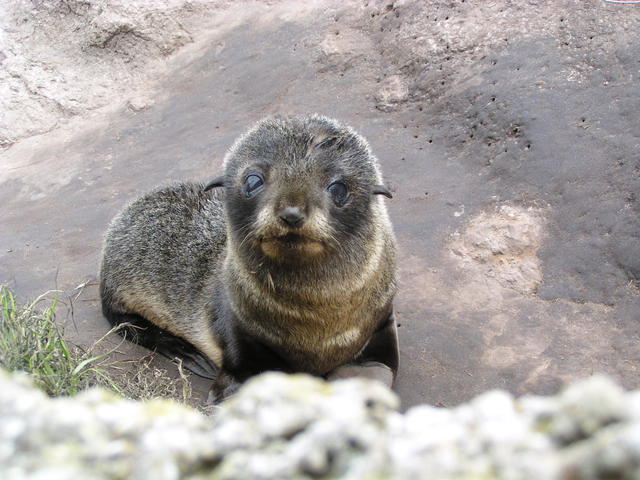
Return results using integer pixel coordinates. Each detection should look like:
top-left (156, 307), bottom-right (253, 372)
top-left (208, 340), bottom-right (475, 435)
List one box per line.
top-left (0, 285), bottom-right (103, 396)
top-left (0, 285), bottom-right (192, 402)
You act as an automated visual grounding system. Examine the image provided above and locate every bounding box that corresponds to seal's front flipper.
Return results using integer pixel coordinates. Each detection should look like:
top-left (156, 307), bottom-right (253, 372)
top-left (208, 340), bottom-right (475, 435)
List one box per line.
top-left (103, 308), bottom-right (219, 380)
top-left (326, 309), bottom-right (399, 388)
top-left (326, 361), bottom-right (394, 387)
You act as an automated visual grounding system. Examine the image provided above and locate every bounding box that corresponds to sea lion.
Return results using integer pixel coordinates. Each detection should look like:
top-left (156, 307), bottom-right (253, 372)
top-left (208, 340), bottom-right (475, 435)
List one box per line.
top-left (99, 114), bottom-right (399, 400)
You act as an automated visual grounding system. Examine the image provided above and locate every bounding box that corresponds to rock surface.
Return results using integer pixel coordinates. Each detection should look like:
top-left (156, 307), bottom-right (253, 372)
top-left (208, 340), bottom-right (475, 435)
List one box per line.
top-left (2, 369), bottom-right (640, 479)
top-left (1, 0), bottom-right (640, 410)
top-left (450, 205), bottom-right (546, 294)
top-left (0, 0), bottom-right (233, 147)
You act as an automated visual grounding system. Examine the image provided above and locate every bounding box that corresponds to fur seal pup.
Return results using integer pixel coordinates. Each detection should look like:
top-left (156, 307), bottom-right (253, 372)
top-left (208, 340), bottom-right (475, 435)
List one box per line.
top-left (99, 115), bottom-right (399, 400)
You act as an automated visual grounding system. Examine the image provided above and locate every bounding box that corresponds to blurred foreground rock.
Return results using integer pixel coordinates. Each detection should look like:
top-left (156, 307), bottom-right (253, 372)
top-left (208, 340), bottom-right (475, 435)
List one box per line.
top-left (1, 369), bottom-right (640, 479)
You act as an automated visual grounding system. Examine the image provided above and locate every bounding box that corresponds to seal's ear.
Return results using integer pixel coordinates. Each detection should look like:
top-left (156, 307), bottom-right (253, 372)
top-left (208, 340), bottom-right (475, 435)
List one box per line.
top-left (372, 185), bottom-right (393, 199)
top-left (314, 135), bottom-right (340, 150)
top-left (204, 176), bottom-right (225, 191)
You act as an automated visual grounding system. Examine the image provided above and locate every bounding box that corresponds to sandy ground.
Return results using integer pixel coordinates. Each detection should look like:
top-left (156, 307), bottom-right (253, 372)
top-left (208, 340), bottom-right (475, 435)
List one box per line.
top-left (1, 0), bottom-right (639, 408)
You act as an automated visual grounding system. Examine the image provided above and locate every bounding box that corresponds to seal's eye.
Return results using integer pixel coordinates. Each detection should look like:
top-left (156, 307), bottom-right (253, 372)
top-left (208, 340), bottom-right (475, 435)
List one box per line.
top-left (327, 181), bottom-right (348, 206)
top-left (244, 174), bottom-right (264, 196)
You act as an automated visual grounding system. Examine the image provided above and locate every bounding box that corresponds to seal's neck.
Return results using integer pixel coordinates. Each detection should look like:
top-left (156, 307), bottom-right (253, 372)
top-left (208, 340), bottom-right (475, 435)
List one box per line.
top-left (226, 247), bottom-right (356, 306)
top-left (226, 226), bottom-right (391, 309)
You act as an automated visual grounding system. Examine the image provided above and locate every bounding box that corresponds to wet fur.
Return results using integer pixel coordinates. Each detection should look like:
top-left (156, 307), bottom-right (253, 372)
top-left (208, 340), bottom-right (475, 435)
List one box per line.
top-left (100, 115), bottom-right (398, 396)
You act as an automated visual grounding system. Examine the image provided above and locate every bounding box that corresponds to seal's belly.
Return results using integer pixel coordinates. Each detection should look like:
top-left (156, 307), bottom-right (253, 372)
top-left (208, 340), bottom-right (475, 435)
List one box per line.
top-left (248, 314), bottom-right (374, 375)
top-left (280, 336), bottom-right (366, 375)
top-left (230, 288), bottom-right (382, 375)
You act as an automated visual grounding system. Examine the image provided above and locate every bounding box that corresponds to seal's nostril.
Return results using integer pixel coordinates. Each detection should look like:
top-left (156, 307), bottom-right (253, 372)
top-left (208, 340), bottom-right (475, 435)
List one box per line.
top-left (279, 207), bottom-right (304, 227)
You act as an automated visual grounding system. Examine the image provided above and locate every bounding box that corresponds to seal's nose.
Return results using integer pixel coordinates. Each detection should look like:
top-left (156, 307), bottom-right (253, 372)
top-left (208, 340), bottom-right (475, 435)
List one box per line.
top-left (278, 206), bottom-right (305, 228)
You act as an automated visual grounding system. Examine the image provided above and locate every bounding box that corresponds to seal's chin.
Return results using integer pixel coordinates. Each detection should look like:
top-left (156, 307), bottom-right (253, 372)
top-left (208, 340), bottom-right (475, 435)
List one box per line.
top-left (260, 233), bottom-right (325, 259)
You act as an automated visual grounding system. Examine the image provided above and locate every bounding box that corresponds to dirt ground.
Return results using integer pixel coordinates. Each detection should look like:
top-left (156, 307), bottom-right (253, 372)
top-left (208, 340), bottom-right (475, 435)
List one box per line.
top-left (1, 0), bottom-right (639, 409)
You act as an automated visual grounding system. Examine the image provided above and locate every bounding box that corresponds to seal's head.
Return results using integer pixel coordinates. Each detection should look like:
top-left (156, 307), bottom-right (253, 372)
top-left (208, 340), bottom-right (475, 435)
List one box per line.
top-left (206, 115), bottom-right (391, 267)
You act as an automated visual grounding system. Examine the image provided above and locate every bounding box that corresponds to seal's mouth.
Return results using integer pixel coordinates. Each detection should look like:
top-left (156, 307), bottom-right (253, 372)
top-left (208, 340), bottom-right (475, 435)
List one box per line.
top-left (259, 233), bottom-right (325, 258)
top-left (276, 233), bottom-right (305, 245)
top-left (262, 233), bottom-right (315, 247)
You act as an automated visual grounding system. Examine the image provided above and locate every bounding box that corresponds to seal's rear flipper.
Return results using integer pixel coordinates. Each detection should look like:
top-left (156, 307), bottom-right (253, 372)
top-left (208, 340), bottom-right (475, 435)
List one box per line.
top-left (102, 308), bottom-right (219, 380)
top-left (206, 371), bottom-right (241, 405)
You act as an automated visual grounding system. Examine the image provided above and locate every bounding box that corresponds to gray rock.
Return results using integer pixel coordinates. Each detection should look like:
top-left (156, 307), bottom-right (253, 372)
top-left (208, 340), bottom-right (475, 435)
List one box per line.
top-left (0, 0), bottom-right (219, 147)
top-left (1, 369), bottom-right (640, 479)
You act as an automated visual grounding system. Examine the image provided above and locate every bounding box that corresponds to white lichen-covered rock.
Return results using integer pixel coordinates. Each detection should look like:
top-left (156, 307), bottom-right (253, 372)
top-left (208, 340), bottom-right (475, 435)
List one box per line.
top-left (1, 369), bottom-right (639, 479)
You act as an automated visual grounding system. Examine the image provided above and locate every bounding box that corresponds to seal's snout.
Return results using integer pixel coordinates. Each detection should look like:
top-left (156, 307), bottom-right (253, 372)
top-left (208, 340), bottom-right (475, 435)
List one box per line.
top-left (256, 202), bottom-right (328, 261)
top-left (278, 206), bottom-right (305, 228)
